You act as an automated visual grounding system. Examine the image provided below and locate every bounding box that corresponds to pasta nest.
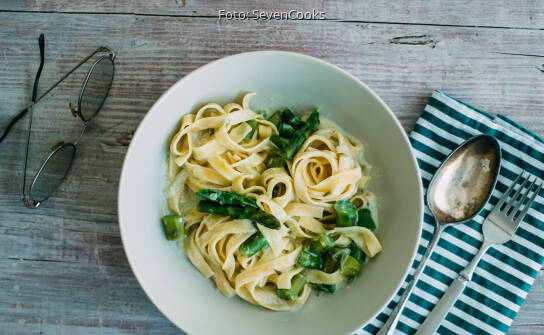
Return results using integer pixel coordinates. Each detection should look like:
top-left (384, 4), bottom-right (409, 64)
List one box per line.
top-left (290, 127), bottom-right (369, 208)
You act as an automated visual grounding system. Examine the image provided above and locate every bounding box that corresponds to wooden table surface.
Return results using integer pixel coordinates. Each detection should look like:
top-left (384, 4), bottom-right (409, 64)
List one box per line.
top-left (0, 1), bottom-right (542, 334)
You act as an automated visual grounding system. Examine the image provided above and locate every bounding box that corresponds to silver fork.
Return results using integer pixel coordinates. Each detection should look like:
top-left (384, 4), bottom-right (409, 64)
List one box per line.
top-left (416, 171), bottom-right (542, 335)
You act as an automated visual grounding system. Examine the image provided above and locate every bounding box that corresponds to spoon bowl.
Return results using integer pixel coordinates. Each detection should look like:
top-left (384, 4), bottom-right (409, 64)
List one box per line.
top-left (427, 134), bottom-right (501, 224)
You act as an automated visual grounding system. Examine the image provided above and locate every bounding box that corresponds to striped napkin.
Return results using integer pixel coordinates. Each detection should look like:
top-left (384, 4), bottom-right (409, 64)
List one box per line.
top-left (359, 90), bottom-right (544, 335)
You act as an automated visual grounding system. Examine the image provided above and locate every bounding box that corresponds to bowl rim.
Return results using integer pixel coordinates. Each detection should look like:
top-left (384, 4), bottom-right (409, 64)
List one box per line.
top-left (118, 50), bottom-right (424, 335)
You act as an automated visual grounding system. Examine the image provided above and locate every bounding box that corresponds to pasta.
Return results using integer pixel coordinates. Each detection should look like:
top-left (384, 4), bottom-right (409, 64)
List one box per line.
top-left (162, 92), bottom-right (382, 311)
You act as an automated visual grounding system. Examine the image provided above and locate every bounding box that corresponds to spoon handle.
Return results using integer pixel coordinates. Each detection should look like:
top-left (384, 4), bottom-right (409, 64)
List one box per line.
top-left (416, 243), bottom-right (491, 335)
top-left (376, 224), bottom-right (445, 335)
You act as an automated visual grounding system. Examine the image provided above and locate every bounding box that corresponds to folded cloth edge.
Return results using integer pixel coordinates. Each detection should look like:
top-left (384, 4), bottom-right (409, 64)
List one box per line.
top-left (433, 90), bottom-right (544, 148)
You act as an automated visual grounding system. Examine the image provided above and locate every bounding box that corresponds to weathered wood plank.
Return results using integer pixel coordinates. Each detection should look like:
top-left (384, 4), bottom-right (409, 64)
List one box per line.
top-left (0, 257), bottom-right (180, 334)
top-left (2, 0), bottom-right (543, 29)
top-left (0, 12), bottom-right (542, 334)
top-left (510, 270), bottom-right (544, 334)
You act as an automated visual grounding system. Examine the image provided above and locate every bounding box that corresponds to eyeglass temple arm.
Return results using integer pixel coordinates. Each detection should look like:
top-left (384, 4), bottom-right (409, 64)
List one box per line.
top-left (0, 46), bottom-right (115, 146)
top-left (21, 34), bottom-right (45, 207)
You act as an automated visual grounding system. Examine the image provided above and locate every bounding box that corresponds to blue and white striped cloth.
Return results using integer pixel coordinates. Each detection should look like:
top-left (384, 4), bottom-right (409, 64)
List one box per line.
top-left (359, 91), bottom-right (544, 335)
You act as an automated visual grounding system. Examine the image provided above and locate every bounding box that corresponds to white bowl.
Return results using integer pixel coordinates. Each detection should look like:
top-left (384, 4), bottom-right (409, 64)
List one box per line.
top-left (118, 51), bottom-right (423, 335)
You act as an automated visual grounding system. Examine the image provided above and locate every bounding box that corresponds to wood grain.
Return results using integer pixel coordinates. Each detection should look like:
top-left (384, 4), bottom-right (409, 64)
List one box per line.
top-left (0, 9), bottom-right (542, 335)
top-left (0, 258), bottom-right (180, 334)
top-left (510, 271), bottom-right (544, 334)
top-left (2, 0), bottom-right (544, 29)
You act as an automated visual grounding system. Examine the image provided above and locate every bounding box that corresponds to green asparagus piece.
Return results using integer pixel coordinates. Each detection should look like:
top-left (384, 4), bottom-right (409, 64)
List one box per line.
top-left (239, 233), bottom-right (268, 257)
top-left (196, 189), bottom-right (258, 209)
top-left (278, 110), bottom-right (320, 160)
top-left (308, 233), bottom-right (335, 254)
top-left (340, 255), bottom-right (361, 277)
top-left (268, 110), bottom-right (282, 127)
top-left (281, 109), bottom-right (303, 128)
top-left (244, 119), bottom-right (258, 140)
top-left (334, 200), bottom-right (358, 227)
top-left (197, 200), bottom-right (247, 216)
top-left (250, 211), bottom-right (281, 230)
top-left (265, 156), bottom-right (286, 169)
top-left (296, 249), bottom-right (323, 269)
top-left (348, 241), bottom-right (367, 264)
top-left (357, 208), bottom-right (376, 230)
top-left (256, 110), bottom-right (267, 118)
top-left (311, 283), bottom-right (337, 293)
top-left (284, 135), bottom-right (307, 160)
top-left (196, 200), bottom-right (280, 229)
top-left (270, 134), bottom-right (291, 149)
top-left (322, 247), bottom-right (350, 273)
top-left (161, 215), bottom-right (186, 241)
top-left (278, 122), bottom-right (295, 138)
top-left (276, 274), bottom-right (307, 301)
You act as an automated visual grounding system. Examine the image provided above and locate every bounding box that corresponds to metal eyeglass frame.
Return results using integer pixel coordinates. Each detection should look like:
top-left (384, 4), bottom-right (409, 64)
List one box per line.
top-left (2, 35), bottom-right (116, 208)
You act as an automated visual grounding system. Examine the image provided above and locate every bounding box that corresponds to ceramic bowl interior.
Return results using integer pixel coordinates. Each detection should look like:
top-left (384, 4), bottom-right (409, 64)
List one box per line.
top-left (118, 51), bottom-right (423, 335)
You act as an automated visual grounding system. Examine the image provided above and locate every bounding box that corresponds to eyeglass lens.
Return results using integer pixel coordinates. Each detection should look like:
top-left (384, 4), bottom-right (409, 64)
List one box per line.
top-left (79, 57), bottom-right (114, 122)
top-left (29, 143), bottom-right (76, 202)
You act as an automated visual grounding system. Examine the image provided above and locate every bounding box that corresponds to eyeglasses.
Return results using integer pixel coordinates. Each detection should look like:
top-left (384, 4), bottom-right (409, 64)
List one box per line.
top-left (0, 34), bottom-right (116, 208)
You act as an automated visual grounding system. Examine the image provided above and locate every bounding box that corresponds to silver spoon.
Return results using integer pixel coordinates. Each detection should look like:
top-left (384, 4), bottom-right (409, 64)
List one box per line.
top-left (417, 171), bottom-right (541, 335)
top-left (377, 134), bottom-right (501, 335)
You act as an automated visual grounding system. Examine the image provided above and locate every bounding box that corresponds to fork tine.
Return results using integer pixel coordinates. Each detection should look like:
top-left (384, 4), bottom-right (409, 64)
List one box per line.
top-left (515, 181), bottom-right (543, 224)
top-left (509, 177), bottom-right (535, 218)
top-left (504, 173), bottom-right (531, 215)
top-left (496, 171), bottom-right (524, 209)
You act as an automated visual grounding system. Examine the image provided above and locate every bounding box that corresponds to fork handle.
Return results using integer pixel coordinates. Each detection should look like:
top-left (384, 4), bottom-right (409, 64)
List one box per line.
top-left (460, 243), bottom-right (491, 281)
top-left (416, 243), bottom-right (491, 335)
top-left (415, 275), bottom-right (467, 335)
